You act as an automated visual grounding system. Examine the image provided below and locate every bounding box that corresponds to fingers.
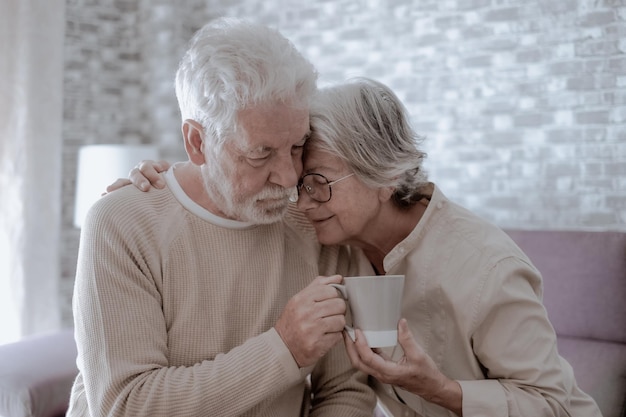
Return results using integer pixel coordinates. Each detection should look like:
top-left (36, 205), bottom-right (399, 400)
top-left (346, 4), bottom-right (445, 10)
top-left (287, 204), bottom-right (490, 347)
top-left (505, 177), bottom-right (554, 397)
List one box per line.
top-left (104, 158), bottom-right (169, 195)
top-left (155, 160), bottom-right (172, 172)
top-left (343, 329), bottom-right (383, 377)
top-left (308, 274), bottom-right (345, 303)
top-left (353, 321), bottom-right (416, 373)
top-left (276, 312), bottom-right (344, 367)
top-left (289, 279), bottom-right (347, 323)
top-left (353, 329), bottom-right (388, 369)
top-left (274, 275), bottom-right (348, 368)
top-left (135, 160), bottom-right (166, 189)
top-left (312, 274), bottom-right (343, 286)
top-left (397, 318), bottom-right (419, 357)
top-left (344, 318), bottom-right (449, 403)
top-left (104, 178), bottom-right (132, 195)
top-left (343, 330), bottom-right (360, 364)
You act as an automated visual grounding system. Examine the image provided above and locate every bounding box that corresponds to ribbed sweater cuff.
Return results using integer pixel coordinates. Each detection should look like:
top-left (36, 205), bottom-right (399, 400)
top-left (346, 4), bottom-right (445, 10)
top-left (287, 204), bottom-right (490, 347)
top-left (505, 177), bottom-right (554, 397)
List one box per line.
top-left (266, 328), bottom-right (312, 381)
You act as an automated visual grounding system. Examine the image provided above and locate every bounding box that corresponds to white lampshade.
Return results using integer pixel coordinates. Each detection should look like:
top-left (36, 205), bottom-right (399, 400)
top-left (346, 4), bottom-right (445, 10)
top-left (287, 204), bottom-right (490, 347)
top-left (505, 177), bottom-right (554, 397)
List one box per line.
top-left (73, 144), bottom-right (160, 228)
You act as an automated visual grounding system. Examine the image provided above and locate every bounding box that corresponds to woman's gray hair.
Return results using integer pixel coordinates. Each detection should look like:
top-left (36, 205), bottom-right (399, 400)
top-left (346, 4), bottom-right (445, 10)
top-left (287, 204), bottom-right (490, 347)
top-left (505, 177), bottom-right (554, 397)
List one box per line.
top-left (175, 17), bottom-right (318, 147)
top-left (309, 77), bottom-right (429, 208)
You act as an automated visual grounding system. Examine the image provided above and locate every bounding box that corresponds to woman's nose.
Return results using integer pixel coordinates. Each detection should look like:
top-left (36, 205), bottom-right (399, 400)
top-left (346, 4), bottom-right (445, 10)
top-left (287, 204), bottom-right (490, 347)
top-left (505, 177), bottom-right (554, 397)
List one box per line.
top-left (296, 188), bottom-right (318, 210)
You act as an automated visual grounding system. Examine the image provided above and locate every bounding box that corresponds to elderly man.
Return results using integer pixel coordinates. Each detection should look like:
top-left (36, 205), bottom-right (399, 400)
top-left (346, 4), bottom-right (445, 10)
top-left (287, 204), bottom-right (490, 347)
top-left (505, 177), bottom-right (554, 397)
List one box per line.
top-left (68, 18), bottom-right (374, 416)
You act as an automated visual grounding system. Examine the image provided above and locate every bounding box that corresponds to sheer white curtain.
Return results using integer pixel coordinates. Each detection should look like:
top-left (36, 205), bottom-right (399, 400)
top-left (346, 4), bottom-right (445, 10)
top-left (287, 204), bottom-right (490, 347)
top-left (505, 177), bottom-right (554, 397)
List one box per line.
top-left (0, 0), bottom-right (65, 344)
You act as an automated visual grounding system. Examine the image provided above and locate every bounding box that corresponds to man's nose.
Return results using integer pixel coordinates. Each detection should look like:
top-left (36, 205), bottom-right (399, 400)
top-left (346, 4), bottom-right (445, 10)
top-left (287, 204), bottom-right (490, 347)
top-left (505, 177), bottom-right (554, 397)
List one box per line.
top-left (269, 152), bottom-right (300, 188)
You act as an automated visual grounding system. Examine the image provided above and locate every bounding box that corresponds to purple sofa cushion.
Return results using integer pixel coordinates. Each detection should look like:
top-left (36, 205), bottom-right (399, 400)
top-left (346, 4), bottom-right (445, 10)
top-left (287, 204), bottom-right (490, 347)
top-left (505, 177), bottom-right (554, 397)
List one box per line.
top-left (557, 336), bottom-right (626, 417)
top-left (505, 230), bottom-right (626, 343)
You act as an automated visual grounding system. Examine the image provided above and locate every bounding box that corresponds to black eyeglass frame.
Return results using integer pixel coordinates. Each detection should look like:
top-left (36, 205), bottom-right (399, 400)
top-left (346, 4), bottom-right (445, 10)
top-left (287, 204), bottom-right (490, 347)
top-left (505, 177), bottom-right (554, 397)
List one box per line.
top-left (296, 173), bottom-right (354, 203)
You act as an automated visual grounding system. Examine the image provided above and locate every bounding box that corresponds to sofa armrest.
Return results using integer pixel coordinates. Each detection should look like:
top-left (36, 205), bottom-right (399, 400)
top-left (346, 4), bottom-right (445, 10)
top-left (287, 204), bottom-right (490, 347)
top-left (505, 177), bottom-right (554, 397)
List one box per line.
top-left (0, 329), bottom-right (77, 417)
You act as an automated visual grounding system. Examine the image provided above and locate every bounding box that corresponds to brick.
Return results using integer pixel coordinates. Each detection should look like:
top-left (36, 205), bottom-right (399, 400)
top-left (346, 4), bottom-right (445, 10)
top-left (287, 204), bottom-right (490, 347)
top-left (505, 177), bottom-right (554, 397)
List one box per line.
top-left (545, 162), bottom-right (582, 177)
top-left (516, 48), bottom-right (544, 63)
top-left (456, 0), bottom-right (492, 10)
top-left (485, 38), bottom-right (519, 52)
top-left (417, 32), bottom-right (447, 45)
top-left (581, 91), bottom-right (605, 106)
top-left (606, 162), bottom-right (626, 176)
top-left (343, 27), bottom-right (370, 41)
top-left (584, 58), bottom-right (609, 72)
top-left (484, 131), bottom-right (525, 146)
top-left (545, 91), bottom-right (581, 108)
top-left (583, 162), bottom-right (604, 176)
top-left (607, 196), bottom-right (626, 209)
top-left (575, 110), bottom-right (610, 124)
top-left (514, 113), bottom-right (552, 127)
top-left (576, 40), bottom-right (620, 56)
top-left (566, 75), bottom-right (596, 90)
top-left (607, 125), bottom-right (626, 142)
top-left (462, 54), bottom-right (493, 67)
top-left (581, 211), bottom-right (621, 226)
top-left (460, 24), bottom-right (493, 39)
top-left (581, 179), bottom-right (615, 190)
top-left (435, 14), bottom-right (466, 29)
top-left (579, 10), bottom-right (616, 27)
top-left (582, 128), bottom-right (609, 141)
top-left (609, 56), bottom-right (626, 72)
top-left (485, 7), bottom-right (520, 22)
top-left (486, 196), bottom-right (521, 209)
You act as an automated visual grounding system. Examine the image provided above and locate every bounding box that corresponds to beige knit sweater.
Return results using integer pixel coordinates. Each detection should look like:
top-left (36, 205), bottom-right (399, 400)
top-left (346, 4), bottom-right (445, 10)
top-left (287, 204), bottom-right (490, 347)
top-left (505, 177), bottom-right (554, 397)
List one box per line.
top-left (67, 167), bottom-right (374, 417)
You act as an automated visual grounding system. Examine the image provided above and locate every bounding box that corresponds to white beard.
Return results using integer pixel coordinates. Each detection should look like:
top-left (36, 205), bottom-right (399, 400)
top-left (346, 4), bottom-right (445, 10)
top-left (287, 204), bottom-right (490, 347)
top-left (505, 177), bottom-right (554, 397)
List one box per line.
top-left (200, 163), bottom-right (290, 224)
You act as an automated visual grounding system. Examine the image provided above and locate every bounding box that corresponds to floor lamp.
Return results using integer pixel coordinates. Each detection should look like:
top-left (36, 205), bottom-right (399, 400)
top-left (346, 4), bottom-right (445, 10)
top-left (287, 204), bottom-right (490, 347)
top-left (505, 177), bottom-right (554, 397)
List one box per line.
top-left (73, 144), bottom-right (160, 228)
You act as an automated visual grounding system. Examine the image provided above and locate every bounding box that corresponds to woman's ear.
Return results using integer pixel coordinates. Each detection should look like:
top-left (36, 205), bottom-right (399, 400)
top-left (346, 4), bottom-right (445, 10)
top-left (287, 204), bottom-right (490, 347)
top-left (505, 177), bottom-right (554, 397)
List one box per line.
top-left (182, 119), bottom-right (206, 165)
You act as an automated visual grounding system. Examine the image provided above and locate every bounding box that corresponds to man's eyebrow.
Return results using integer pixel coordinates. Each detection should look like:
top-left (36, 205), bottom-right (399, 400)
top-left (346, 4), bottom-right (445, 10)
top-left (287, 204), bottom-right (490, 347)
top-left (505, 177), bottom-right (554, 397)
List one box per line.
top-left (244, 145), bottom-right (272, 155)
top-left (241, 131), bottom-right (311, 155)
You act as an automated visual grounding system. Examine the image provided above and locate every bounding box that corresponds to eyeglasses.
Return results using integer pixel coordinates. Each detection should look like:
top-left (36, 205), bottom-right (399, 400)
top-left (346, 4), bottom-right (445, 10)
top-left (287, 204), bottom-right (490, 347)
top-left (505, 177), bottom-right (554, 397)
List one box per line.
top-left (297, 173), bottom-right (354, 203)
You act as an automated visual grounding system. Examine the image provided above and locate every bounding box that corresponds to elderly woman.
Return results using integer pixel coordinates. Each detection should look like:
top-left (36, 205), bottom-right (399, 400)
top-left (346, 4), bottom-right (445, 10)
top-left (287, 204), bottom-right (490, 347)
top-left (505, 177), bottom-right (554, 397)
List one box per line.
top-left (295, 78), bottom-right (601, 417)
top-left (120, 77), bottom-right (601, 417)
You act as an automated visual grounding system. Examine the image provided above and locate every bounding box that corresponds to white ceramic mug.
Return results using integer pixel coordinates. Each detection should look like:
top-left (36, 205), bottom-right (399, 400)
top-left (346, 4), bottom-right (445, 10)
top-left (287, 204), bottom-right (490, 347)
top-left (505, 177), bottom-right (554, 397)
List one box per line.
top-left (331, 275), bottom-right (404, 348)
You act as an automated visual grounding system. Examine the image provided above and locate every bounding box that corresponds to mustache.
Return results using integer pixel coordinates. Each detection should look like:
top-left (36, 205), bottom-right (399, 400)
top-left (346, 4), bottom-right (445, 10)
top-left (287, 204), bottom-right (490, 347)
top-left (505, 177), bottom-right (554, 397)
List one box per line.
top-left (254, 185), bottom-right (292, 201)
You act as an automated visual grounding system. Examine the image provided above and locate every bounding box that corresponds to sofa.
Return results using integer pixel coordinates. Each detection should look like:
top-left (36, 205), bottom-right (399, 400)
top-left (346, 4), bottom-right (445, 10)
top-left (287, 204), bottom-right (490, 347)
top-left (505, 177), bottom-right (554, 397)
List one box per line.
top-left (503, 229), bottom-right (626, 417)
top-left (0, 329), bottom-right (76, 417)
top-left (1, 230), bottom-right (624, 417)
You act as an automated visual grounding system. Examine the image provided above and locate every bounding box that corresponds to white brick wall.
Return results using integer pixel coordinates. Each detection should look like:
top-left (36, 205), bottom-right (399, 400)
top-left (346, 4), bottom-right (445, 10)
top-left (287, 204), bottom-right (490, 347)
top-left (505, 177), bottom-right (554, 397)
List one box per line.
top-left (60, 0), bottom-right (626, 325)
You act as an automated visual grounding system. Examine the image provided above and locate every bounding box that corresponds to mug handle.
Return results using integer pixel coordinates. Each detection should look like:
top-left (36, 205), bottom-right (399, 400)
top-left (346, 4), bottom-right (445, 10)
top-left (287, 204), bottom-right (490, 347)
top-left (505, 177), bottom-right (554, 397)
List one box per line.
top-left (329, 283), bottom-right (347, 298)
top-left (329, 284), bottom-right (356, 341)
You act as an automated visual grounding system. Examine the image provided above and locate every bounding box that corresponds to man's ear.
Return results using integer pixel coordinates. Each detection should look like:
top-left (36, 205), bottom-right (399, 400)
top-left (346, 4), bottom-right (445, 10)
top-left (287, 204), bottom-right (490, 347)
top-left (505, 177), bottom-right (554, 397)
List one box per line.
top-left (182, 119), bottom-right (206, 165)
top-left (378, 186), bottom-right (395, 203)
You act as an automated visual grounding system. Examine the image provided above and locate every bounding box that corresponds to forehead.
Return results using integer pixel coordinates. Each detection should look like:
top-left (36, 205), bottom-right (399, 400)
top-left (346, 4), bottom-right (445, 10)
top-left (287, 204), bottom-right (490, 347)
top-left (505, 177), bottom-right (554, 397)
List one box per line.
top-left (303, 147), bottom-right (346, 173)
top-left (236, 102), bottom-right (310, 148)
